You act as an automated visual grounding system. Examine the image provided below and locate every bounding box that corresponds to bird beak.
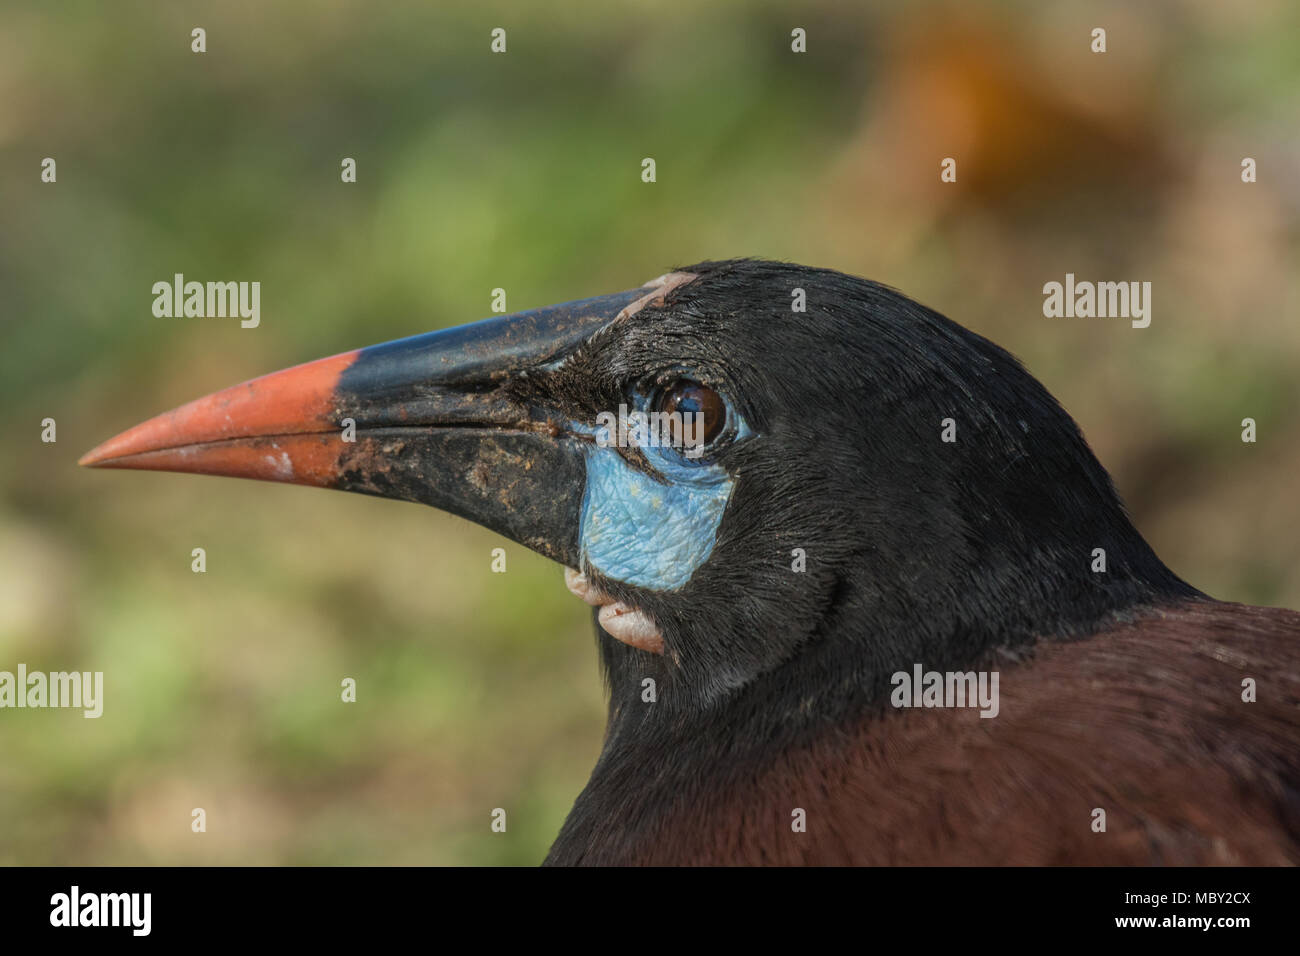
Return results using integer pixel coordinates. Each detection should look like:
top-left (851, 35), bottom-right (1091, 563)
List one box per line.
top-left (79, 278), bottom-right (691, 567)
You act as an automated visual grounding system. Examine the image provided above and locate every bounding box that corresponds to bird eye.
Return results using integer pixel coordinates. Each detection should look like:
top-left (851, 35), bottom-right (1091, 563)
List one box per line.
top-left (654, 378), bottom-right (728, 453)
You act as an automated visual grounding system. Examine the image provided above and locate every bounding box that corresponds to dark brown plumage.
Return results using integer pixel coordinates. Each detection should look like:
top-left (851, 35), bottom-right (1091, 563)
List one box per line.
top-left (550, 601), bottom-right (1300, 865)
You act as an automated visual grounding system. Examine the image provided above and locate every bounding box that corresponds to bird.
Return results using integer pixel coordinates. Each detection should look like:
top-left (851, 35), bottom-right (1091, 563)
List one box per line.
top-left (81, 259), bottom-right (1300, 865)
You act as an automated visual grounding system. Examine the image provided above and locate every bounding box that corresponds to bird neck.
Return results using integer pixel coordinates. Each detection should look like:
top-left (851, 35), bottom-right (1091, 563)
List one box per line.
top-left (551, 553), bottom-right (1199, 865)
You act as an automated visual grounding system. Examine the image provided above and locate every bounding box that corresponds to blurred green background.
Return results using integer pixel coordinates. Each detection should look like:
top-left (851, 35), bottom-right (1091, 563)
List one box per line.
top-left (2, 0), bottom-right (1298, 864)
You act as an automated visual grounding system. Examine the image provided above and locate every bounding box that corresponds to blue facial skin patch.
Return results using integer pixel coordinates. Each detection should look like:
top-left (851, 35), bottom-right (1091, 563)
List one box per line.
top-left (575, 406), bottom-right (750, 592)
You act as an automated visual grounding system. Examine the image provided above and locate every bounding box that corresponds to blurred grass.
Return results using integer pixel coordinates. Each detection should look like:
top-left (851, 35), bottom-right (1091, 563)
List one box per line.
top-left (1, 0), bottom-right (1298, 864)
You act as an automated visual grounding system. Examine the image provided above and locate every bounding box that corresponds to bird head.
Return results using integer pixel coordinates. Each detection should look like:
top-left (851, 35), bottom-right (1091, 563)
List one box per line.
top-left (82, 259), bottom-right (1192, 717)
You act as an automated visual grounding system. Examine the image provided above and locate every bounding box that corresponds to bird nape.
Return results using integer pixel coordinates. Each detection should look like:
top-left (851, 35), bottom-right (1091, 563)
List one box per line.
top-left (81, 259), bottom-right (1300, 865)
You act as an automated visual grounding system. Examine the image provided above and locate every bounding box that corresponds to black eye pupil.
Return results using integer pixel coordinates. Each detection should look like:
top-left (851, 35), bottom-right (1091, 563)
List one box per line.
top-left (677, 394), bottom-right (703, 415)
top-left (656, 379), bottom-right (726, 450)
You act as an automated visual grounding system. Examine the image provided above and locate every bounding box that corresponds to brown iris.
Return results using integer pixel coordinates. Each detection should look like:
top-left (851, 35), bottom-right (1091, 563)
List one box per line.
top-left (655, 379), bottom-right (727, 451)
